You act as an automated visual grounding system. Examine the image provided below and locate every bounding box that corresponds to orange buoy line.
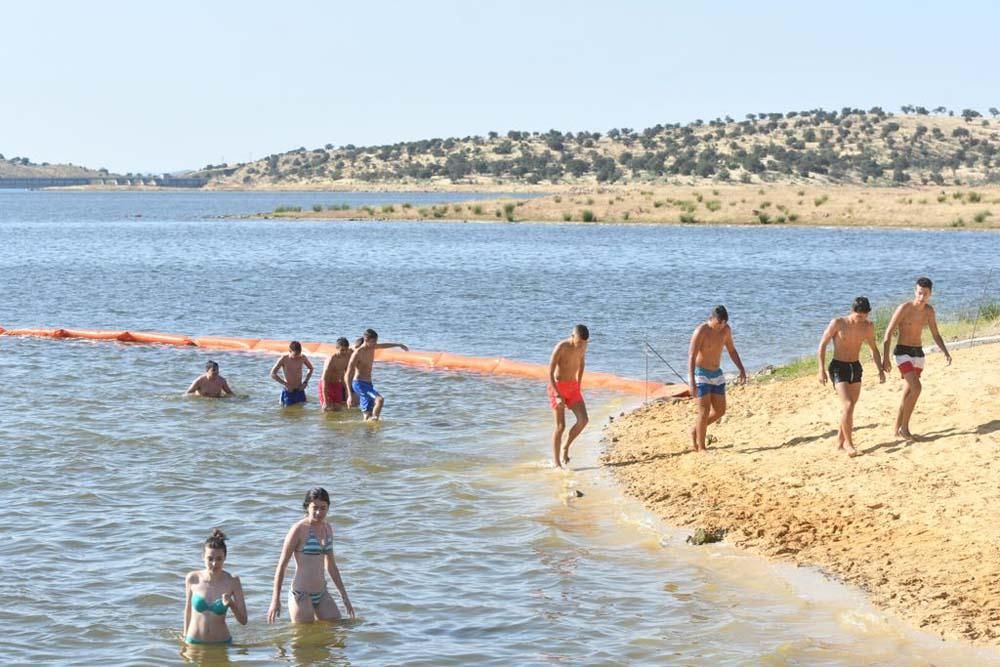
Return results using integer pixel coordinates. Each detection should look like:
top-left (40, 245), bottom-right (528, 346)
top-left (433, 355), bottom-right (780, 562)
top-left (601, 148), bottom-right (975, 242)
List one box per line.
top-left (0, 326), bottom-right (688, 399)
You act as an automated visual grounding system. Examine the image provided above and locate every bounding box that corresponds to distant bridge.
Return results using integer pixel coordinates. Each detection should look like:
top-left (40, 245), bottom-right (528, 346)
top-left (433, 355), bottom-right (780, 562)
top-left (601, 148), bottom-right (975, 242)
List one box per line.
top-left (0, 176), bottom-right (208, 189)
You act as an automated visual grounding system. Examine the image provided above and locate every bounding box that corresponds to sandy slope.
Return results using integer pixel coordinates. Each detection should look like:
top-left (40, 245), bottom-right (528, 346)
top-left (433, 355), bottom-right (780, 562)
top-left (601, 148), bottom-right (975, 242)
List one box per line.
top-left (602, 341), bottom-right (1000, 644)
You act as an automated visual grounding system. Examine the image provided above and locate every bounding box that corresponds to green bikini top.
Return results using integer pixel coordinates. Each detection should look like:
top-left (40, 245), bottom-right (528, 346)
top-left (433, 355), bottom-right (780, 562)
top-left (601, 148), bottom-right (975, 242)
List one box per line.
top-left (192, 593), bottom-right (228, 616)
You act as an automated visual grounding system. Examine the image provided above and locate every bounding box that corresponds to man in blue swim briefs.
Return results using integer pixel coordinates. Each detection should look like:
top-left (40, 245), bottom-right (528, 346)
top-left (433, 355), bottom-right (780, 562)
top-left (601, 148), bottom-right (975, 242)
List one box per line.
top-left (688, 306), bottom-right (747, 452)
top-left (270, 340), bottom-right (314, 407)
top-left (345, 329), bottom-right (409, 421)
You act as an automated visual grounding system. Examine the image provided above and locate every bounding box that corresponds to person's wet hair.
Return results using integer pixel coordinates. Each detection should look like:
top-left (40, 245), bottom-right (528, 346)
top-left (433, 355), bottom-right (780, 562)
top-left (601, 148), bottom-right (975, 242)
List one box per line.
top-left (302, 487), bottom-right (331, 510)
top-left (353, 337), bottom-right (364, 348)
top-left (573, 324), bottom-right (590, 340)
top-left (852, 297), bottom-right (872, 314)
top-left (363, 329), bottom-right (378, 342)
top-left (711, 305), bottom-right (729, 322)
top-left (205, 361), bottom-right (219, 372)
top-left (204, 528), bottom-right (227, 555)
top-left (289, 341), bottom-right (302, 353)
top-left (336, 337), bottom-right (349, 348)
top-left (916, 276), bottom-right (933, 290)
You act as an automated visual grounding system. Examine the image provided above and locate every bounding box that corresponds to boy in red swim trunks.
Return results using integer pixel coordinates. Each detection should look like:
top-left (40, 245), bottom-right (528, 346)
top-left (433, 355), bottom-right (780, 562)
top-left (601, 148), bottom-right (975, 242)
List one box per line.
top-left (548, 324), bottom-right (589, 468)
top-left (319, 338), bottom-right (351, 411)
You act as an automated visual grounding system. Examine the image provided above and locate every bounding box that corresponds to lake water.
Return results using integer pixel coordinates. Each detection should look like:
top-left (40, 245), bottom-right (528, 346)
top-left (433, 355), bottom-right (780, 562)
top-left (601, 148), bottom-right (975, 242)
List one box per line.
top-left (1, 191), bottom-right (998, 665)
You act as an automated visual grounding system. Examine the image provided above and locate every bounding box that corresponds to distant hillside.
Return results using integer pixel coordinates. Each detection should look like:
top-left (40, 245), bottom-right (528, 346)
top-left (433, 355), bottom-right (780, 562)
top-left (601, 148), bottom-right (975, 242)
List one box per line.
top-left (0, 154), bottom-right (110, 178)
top-left (197, 106), bottom-right (1000, 189)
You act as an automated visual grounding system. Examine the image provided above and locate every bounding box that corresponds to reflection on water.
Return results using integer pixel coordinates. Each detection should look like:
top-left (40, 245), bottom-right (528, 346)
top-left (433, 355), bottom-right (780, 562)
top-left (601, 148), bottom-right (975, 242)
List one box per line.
top-left (1, 192), bottom-right (998, 664)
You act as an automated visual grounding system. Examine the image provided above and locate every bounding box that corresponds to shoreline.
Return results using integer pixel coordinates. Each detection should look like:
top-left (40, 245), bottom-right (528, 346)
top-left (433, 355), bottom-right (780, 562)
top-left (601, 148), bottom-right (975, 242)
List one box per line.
top-left (600, 337), bottom-right (1000, 645)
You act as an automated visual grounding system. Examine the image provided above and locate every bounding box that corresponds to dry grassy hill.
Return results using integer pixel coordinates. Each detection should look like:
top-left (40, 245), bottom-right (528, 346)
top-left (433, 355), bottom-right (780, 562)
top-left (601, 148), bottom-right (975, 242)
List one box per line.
top-left (198, 106), bottom-right (1000, 190)
top-left (0, 154), bottom-right (109, 179)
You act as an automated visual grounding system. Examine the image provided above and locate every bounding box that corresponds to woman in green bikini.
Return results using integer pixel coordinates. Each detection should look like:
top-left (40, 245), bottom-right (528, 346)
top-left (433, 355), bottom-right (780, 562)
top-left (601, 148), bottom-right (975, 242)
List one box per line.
top-left (183, 529), bottom-right (248, 645)
top-left (267, 487), bottom-right (355, 624)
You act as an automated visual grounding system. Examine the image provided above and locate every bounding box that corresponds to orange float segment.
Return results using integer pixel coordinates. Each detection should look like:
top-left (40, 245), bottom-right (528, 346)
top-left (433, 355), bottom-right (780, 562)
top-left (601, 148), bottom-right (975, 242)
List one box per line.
top-left (251, 339), bottom-right (295, 354)
top-left (193, 336), bottom-right (261, 351)
top-left (374, 348), bottom-right (441, 367)
top-left (650, 383), bottom-right (691, 399)
top-left (127, 331), bottom-right (195, 346)
top-left (434, 353), bottom-right (501, 374)
top-left (58, 329), bottom-right (133, 341)
top-left (493, 358), bottom-right (550, 380)
top-left (3, 327), bottom-right (68, 337)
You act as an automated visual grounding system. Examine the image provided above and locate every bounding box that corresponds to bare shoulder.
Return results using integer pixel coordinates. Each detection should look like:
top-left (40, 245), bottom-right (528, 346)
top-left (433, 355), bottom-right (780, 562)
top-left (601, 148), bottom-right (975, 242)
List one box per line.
top-left (185, 571), bottom-right (200, 585)
top-left (692, 322), bottom-right (708, 337)
top-left (552, 339), bottom-right (570, 353)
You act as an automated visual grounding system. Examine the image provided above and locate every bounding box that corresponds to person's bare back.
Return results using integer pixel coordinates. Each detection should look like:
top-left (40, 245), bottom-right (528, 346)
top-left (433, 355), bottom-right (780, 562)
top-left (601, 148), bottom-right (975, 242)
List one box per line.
top-left (828, 316), bottom-right (874, 362)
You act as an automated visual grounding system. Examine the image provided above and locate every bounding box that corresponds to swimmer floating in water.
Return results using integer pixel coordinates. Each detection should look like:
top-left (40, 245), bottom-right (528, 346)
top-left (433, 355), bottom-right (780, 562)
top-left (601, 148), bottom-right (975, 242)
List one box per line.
top-left (183, 529), bottom-right (247, 645)
top-left (267, 487), bottom-right (355, 624)
top-left (270, 340), bottom-right (314, 407)
top-left (548, 324), bottom-right (590, 468)
top-left (185, 361), bottom-right (235, 398)
top-left (345, 329), bottom-right (408, 421)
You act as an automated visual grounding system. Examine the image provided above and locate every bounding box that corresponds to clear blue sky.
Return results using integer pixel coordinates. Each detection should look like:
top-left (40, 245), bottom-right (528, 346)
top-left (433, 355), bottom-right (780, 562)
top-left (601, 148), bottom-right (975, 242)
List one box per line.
top-left (4, 1), bottom-right (999, 174)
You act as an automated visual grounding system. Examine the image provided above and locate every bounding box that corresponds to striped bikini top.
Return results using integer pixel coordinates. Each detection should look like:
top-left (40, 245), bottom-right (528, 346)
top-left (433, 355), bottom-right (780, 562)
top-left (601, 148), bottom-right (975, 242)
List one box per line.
top-left (299, 526), bottom-right (333, 556)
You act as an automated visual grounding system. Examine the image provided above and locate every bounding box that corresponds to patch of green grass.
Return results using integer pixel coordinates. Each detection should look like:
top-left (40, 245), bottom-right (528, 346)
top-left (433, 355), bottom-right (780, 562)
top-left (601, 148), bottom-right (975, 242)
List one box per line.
top-left (503, 203), bottom-right (516, 221)
top-left (418, 208), bottom-right (431, 217)
top-left (653, 200), bottom-right (664, 208)
top-left (968, 191), bottom-right (983, 203)
top-left (402, 202), bottom-right (412, 209)
top-left (274, 205), bottom-right (302, 213)
top-left (382, 205), bottom-right (395, 213)
top-left (814, 195), bottom-right (829, 207)
top-left (757, 213), bottom-right (771, 224)
top-left (562, 212), bottom-right (572, 221)
top-left (553, 195), bottom-right (562, 203)
top-left (679, 212), bottom-right (697, 223)
top-left (788, 213), bottom-right (799, 222)
top-left (472, 204), bottom-right (483, 215)
top-left (623, 211), bottom-right (630, 221)
top-left (973, 210), bottom-right (992, 223)
top-left (951, 217), bottom-right (965, 227)
top-left (705, 199), bottom-right (722, 212)
top-left (581, 209), bottom-right (596, 222)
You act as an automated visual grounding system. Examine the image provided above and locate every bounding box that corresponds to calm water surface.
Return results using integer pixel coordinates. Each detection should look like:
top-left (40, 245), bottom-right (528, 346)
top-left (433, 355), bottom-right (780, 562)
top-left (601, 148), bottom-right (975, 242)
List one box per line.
top-left (1, 191), bottom-right (998, 665)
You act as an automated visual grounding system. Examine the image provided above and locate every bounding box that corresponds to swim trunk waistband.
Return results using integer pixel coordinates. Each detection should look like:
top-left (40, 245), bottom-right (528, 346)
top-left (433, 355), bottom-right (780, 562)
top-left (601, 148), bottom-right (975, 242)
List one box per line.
top-left (828, 359), bottom-right (863, 385)
top-left (694, 367), bottom-right (726, 397)
top-left (547, 380), bottom-right (584, 409)
top-left (281, 388), bottom-right (307, 406)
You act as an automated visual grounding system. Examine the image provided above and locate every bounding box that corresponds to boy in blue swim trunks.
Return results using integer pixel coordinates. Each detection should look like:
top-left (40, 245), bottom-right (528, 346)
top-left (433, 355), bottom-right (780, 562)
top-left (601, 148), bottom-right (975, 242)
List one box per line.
top-left (688, 306), bottom-right (746, 451)
top-left (345, 329), bottom-right (408, 421)
top-left (270, 341), bottom-right (314, 407)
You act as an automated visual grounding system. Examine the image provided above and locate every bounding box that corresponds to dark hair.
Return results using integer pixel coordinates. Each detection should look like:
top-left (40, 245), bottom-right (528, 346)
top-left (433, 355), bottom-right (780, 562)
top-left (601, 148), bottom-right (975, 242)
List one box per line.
top-left (711, 305), bottom-right (729, 322)
top-left (336, 337), bottom-right (349, 348)
top-left (204, 528), bottom-right (227, 555)
top-left (852, 296), bottom-right (872, 313)
top-left (573, 324), bottom-right (590, 340)
top-left (205, 360), bottom-right (219, 372)
top-left (302, 487), bottom-right (331, 510)
top-left (916, 276), bottom-right (933, 290)
top-left (353, 337), bottom-right (364, 348)
top-left (289, 340), bottom-right (302, 353)
top-left (363, 328), bottom-right (378, 341)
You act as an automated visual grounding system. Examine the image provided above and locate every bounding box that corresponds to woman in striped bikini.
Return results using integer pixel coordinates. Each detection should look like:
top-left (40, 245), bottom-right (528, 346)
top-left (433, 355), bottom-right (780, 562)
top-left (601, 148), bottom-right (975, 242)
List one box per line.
top-left (266, 487), bottom-right (355, 624)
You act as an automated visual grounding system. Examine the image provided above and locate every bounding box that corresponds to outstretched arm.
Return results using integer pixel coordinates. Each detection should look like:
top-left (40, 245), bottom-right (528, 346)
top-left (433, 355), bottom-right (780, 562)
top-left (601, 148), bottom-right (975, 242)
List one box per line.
top-left (270, 356), bottom-right (288, 388)
top-left (374, 342), bottom-right (409, 352)
top-left (882, 304), bottom-right (905, 372)
top-left (725, 328), bottom-right (747, 384)
top-left (927, 307), bottom-right (952, 365)
top-left (817, 319), bottom-right (837, 385)
top-left (267, 526), bottom-right (298, 624)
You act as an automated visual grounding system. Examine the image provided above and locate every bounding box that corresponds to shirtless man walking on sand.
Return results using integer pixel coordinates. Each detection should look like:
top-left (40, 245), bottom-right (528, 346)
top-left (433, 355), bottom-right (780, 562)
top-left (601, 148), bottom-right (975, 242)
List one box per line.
top-left (548, 324), bottom-right (589, 468)
top-left (688, 306), bottom-right (746, 452)
top-left (882, 277), bottom-right (952, 440)
top-left (345, 329), bottom-right (408, 421)
top-left (270, 341), bottom-right (314, 407)
top-left (319, 338), bottom-right (352, 411)
top-left (818, 297), bottom-right (886, 456)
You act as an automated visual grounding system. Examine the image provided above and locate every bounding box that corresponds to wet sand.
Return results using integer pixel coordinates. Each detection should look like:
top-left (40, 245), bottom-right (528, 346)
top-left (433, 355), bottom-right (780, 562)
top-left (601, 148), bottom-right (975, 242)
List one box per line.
top-left (601, 340), bottom-right (1000, 644)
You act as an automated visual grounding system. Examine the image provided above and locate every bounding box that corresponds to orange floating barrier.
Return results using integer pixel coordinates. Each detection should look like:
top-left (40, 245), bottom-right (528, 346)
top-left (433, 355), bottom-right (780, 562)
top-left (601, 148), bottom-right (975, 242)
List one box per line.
top-left (60, 329), bottom-right (133, 341)
top-left (375, 348), bottom-right (441, 367)
top-left (493, 358), bottom-right (550, 380)
top-left (193, 336), bottom-right (261, 351)
top-left (3, 327), bottom-right (67, 337)
top-left (127, 331), bottom-right (195, 346)
top-left (650, 383), bottom-right (691, 399)
top-left (251, 339), bottom-right (295, 354)
top-left (434, 353), bottom-right (501, 374)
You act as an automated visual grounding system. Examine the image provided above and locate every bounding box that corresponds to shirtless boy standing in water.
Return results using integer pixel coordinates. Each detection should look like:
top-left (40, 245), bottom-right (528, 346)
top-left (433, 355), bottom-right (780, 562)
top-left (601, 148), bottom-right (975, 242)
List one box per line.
top-left (548, 324), bottom-right (589, 468)
top-left (185, 361), bottom-right (235, 398)
top-left (882, 277), bottom-right (952, 440)
top-left (818, 297), bottom-right (885, 456)
top-left (270, 341), bottom-right (314, 407)
top-left (345, 329), bottom-right (408, 421)
top-left (688, 306), bottom-right (746, 451)
top-left (319, 338), bottom-right (351, 411)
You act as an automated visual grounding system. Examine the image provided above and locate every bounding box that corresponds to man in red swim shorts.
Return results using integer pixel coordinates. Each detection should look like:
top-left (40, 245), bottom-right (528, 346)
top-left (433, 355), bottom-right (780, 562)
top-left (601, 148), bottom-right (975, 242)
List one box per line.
top-left (319, 337), bottom-right (352, 411)
top-left (547, 324), bottom-right (589, 469)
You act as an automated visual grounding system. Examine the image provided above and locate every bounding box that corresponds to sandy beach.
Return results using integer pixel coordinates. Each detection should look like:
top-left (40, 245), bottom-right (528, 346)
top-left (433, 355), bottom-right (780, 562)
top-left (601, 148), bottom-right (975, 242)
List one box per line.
top-left (602, 338), bottom-right (1000, 645)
